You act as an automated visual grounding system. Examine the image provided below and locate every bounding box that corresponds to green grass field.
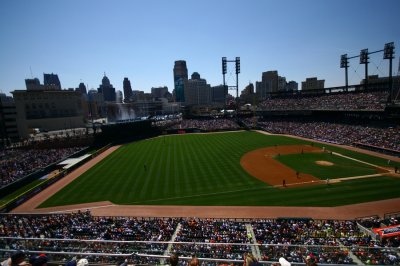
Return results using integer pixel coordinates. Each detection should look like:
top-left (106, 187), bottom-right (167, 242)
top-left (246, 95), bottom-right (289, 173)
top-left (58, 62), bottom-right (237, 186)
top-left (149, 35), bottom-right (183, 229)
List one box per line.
top-left (40, 131), bottom-right (400, 208)
top-left (275, 152), bottom-right (378, 179)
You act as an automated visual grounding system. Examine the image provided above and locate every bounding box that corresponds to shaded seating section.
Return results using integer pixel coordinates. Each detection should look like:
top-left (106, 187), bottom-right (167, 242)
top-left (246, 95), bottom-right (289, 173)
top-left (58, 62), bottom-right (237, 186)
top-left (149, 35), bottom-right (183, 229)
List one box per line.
top-left (1, 213), bottom-right (399, 265)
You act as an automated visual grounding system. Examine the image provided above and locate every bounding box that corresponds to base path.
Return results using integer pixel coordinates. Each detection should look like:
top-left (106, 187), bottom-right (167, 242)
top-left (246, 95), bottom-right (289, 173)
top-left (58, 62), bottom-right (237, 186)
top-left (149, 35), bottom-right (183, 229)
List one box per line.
top-left (10, 132), bottom-right (400, 220)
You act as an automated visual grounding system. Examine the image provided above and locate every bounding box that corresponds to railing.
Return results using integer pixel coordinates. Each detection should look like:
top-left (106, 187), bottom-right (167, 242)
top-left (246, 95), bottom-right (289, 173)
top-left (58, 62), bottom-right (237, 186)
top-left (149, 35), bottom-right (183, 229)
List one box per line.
top-left (1, 237), bottom-right (399, 266)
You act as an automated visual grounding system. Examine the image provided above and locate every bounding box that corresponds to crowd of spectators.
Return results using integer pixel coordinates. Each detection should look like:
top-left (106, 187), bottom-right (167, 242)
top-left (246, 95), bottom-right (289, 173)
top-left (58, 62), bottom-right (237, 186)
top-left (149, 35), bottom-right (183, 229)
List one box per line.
top-left (172, 219), bottom-right (252, 260)
top-left (252, 219), bottom-right (367, 264)
top-left (1, 212), bottom-right (399, 265)
top-left (258, 91), bottom-right (389, 111)
top-left (168, 119), bottom-right (240, 131)
top-left (254, 120), bottom-right (400, 152)
top-left (0, 147), bottom-right (83, 188)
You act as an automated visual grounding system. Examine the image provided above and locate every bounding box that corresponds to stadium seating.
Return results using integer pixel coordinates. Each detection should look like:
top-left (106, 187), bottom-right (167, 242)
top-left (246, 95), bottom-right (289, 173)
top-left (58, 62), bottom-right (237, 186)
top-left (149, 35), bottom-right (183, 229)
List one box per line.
top-left (1, 212), bottom-right (399, 265)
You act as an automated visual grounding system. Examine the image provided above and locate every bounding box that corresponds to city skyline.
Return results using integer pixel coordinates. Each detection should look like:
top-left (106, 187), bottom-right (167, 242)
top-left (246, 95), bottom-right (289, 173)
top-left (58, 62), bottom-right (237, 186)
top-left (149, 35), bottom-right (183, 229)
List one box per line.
top-left (0, 0), bottom-right (399, 96)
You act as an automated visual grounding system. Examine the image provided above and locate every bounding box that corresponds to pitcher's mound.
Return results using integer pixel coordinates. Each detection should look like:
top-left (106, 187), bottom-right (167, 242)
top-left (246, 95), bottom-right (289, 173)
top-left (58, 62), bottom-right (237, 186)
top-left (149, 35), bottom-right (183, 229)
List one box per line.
top-left (316, 160), bottom-right (334, 166)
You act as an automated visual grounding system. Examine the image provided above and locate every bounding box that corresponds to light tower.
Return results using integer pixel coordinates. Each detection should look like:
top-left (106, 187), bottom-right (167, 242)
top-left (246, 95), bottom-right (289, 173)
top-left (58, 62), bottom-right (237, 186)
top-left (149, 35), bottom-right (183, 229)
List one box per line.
top-left (383, 42), bottom-right (395, 102)
top-left (341, 42), bottom-right (395, 94)
top-left (221, 56), bottom-right (240, 111)
top-left (360, 49), bottom-right (369, 90)
top-left (340, 54), bottom-right (349, 91)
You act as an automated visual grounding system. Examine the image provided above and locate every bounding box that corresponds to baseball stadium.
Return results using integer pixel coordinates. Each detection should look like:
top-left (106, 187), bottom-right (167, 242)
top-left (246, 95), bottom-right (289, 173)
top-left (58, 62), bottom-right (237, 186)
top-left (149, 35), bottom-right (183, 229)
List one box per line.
top-left (1, 81), bottom-right (400, 266)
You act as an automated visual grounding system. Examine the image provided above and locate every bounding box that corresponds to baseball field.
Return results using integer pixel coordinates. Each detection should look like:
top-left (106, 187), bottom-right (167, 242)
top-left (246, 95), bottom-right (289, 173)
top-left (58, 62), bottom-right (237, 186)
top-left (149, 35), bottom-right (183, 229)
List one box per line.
top-left (39, 131), bottom-right (400, 208)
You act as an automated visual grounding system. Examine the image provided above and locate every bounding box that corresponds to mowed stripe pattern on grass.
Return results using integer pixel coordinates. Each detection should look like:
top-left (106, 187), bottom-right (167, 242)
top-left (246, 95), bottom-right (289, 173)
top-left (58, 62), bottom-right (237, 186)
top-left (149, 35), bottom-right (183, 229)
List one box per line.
top-left (40, 131), bottom-right (400, 208)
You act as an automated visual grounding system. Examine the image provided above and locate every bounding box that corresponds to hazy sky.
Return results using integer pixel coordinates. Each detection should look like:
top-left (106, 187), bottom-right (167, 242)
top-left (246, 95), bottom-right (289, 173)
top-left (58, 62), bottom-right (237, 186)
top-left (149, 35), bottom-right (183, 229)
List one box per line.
top-left (0, 0), bottom-right (399, 96)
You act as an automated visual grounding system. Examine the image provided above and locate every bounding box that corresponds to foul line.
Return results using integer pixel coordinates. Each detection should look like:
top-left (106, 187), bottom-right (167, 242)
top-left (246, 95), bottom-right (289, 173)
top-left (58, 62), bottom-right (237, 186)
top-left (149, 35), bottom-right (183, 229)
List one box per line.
top-left (331, 151), bottom-right (391, 172)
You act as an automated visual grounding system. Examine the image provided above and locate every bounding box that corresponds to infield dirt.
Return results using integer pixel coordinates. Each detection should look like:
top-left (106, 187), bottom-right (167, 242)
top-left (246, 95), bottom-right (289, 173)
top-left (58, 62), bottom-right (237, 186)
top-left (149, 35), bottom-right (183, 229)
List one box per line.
top-left (240, 145), bottom-right (322, 187)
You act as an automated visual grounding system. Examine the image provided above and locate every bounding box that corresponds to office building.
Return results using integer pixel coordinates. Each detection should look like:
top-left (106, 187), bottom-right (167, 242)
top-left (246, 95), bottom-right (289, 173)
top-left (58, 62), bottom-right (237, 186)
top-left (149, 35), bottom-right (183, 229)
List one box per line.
top-left (173, 60), bottom-right (188, 102)
top-left (0, 94), bottom-right (19, 144)
top-left (43, 73), bottom-right (62, 90)
top-left (25, 78), bottom-right (42, 91)
top-left (151, 86), bottom-right (169, 99)
top-left (184, 72), bottom-right (211, 105)
top-left (77, 82), bottom-right (87, 95)
top-left (12, 89), bottom-right (85, 138)
top-left (301, 77), bottom-right (325, 91)
top-left (286, 81), bottom-right (299, 91)
top-left (212, 85), bottom-right (227, 104)
top-left (123, 77), bottom-right (133, 102)
top-left (262, 71), bottom-right (279, 93)
top-left (278, 76), bottom-right (287, 91)
top-left (98, 74), bottom-right (116, 102)
top-left (88, 89), bottom-right (106, 118)
top-left (256, 71), bottom-right (279, 100)
top-left (240, 83), bottom-right (256, 103)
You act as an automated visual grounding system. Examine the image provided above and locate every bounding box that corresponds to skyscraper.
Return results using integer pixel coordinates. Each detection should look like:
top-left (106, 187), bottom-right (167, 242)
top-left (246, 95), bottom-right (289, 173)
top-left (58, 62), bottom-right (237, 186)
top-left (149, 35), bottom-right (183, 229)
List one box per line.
top-left (151, 86), bottom-right (169, 99)
top-left (123, 77), bottom-right (133, 102)
top-left (173, 60), bottom-right (188, 102)
top-left (262, 71), bottom-right (278, 93)
top-left (77, 82), bottom-right (87, 94)
top-left (43, 73), bottom-right (61, 90)
top-left (25, 78), bottom-right (41, 91)
top-left (212, 85), bottom-right (227, 104)
top-left (98, 74), bottom-right (116, 102)
top-left (184, 72), bottom-right (211, 105)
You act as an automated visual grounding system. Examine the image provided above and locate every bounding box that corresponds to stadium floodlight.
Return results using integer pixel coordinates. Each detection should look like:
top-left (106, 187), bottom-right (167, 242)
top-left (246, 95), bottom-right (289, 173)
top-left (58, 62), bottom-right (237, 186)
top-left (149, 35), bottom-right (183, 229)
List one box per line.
top-left (383, 42), bottom-right (395, 59)
top-left (360, 49), bottom-right (369, 64)
top-left (222, 57), bottom-right (227, 74)
top-left (384, 42), bottom-right (395, 103)
top-left (235, 57), bottom-right (240, 74)
top-left (340, 54), bottom-right (348, 68)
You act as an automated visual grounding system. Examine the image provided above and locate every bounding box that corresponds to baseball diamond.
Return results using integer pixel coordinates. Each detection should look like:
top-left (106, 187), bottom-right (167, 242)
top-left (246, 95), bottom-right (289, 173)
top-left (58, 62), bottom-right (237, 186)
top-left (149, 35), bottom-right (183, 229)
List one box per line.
top-left (11, 130), bottom-right (400, 219)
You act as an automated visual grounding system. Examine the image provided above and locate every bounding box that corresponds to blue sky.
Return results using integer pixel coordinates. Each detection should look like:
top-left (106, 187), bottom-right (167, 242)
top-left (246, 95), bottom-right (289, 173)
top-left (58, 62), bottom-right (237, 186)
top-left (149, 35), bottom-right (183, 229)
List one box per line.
top-left (0, 0), bottom-right (399, 96)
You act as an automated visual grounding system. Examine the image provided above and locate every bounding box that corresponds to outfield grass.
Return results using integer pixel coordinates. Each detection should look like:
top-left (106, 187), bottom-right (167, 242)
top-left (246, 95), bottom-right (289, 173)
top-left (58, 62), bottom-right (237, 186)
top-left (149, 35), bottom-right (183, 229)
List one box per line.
top-left (40, 131), bottom-right (400, 208)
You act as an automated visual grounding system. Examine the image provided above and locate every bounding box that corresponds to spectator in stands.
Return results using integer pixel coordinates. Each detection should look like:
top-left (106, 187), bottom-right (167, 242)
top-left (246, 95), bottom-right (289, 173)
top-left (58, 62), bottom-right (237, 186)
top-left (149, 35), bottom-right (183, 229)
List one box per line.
top-left (1, 213), bottom-right (400, 265)
top-left (76, 259), bottom-right (88, 266)
top-left (255, 119), bottom-right (400, 152)
top-left (257, 91), bottom-right (389, 112)
top-left (279, 257), bottom-right (291, 266)
top-left (244, 253), bottom-right (260, 266)
top-left (189, 256), bottom-right (199, 266)
top-left (168, 119), bottom-right (240, 132)
top-left (2, 250), bottom-right (29, 266)
top-left (169, 254), bottom-right (179, 266)
top-left (64, 257), bottom-right (77, 266)
top-left (29, 254), bottom-right (47, 266)
top-left (0, 147), bottom-right (83, 188)
top-left (305, 254), bottom-right (318, 266)
top-left (118, 259), bottom-right (128, 266)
